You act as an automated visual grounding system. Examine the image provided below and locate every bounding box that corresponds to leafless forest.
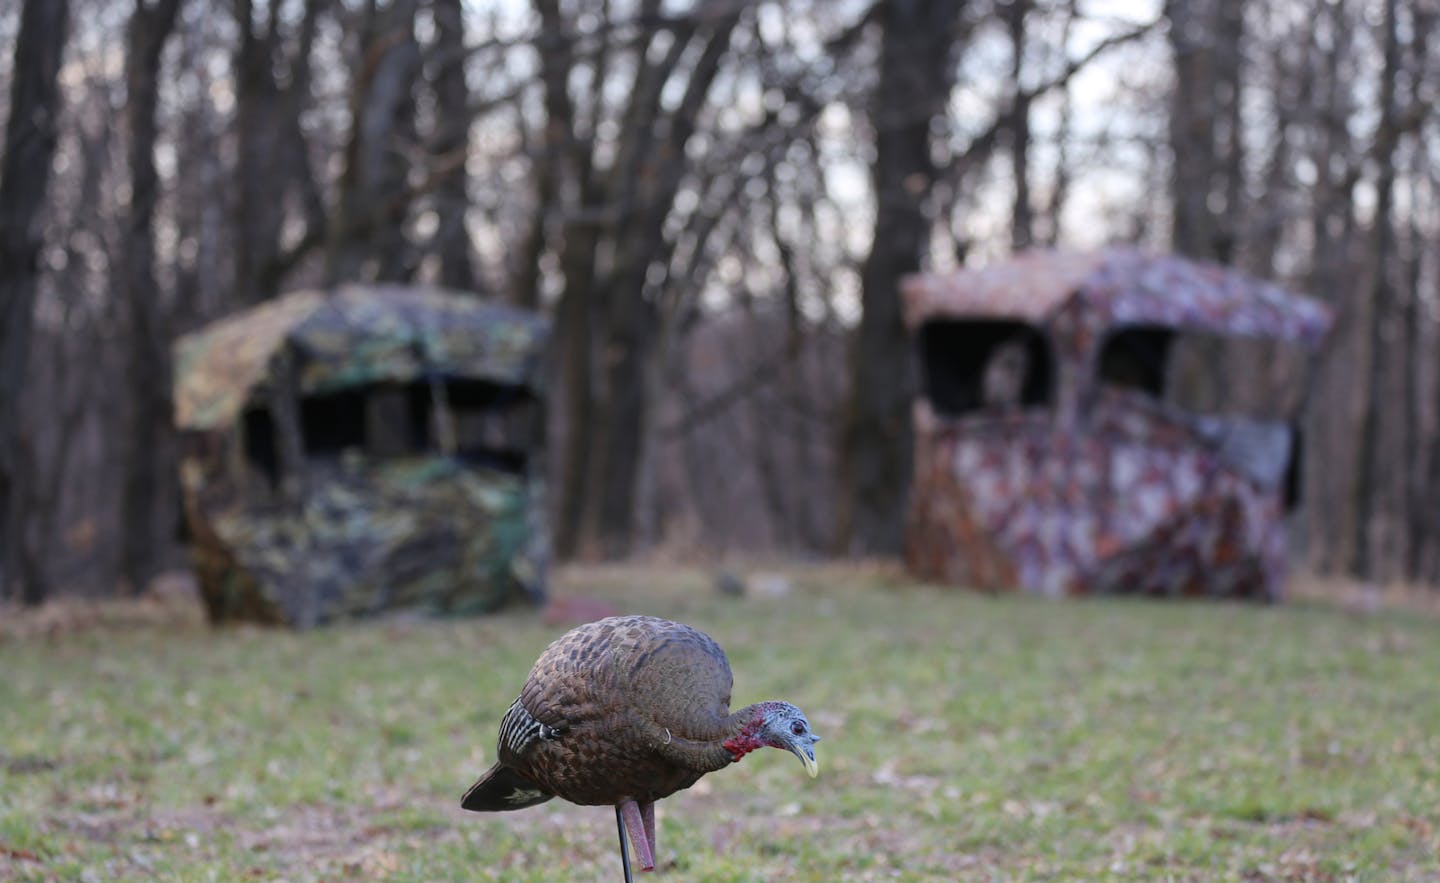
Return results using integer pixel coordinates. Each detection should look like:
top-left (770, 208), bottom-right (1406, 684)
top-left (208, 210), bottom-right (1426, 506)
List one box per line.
top-left (0, 0), bottom-right (1436, 603)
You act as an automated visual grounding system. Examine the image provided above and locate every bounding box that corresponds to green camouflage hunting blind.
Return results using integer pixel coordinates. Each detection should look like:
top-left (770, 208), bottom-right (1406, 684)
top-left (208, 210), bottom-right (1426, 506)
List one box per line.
top-left (174, 285), bottom-right (550, 627)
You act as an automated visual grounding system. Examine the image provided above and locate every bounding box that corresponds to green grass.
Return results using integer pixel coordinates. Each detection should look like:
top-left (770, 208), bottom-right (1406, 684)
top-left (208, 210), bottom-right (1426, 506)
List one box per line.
top-left (3, 566), bottom-right (1439, 881)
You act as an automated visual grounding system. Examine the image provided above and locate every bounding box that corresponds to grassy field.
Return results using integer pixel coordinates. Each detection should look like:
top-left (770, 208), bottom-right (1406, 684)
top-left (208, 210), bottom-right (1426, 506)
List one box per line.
top-left (2, 566), bottom-right (1439, 881)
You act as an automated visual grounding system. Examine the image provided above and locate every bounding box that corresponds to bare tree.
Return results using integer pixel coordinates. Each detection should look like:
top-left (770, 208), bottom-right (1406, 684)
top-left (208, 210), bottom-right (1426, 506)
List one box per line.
top-left (534, 0), bottom-right (746, 558)
top-left (233, 0), bottom-right (328, 304)
top-left (328, 0), bottom-right (423, 283)
top-left (1166, 0), bottom-right (1243, 262)
top-left (1163, 0), bottom-right (1245, 415)
top-left (1003, 0), bottom-right (1033, 251)
top-left (837, 0), bottom-right (963, 556)
top-left (117, 0), bottom-right (185, 596)
top-left (1409, 3), bottom-right (1438, 581)
top-left (1352, 0), bottom-right (1426, 581)
top-left (582, 7), bottom-right (743, 558)
top-left (425, 0), bottom-right (480, 291)
top-left (0, 0), bottom-right (71, 604)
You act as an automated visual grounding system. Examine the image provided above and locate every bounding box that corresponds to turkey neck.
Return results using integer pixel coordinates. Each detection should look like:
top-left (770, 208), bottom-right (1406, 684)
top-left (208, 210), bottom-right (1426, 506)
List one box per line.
top-left (649, 702), bottom-right (783, 773)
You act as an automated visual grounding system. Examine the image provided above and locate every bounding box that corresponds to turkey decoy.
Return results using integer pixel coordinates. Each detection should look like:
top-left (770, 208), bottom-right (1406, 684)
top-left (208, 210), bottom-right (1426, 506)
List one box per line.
top-left (461, 615), bottom-right (820, 879)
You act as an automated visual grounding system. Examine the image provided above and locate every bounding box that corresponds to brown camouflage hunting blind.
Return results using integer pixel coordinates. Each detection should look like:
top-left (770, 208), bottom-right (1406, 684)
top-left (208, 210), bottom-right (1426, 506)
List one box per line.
top-left (174, 285), bottom-right (549, 627)
top-left (904, 249), bottom-right (1333, 600)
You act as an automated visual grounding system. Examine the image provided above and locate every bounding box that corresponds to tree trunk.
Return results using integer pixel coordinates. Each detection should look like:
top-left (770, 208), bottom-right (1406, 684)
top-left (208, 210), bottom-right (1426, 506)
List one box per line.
top-left (1212, 0), bottom-right (1245, 265)
top-left (118, 0), bottom-right (185, 597)
top-left (1039, 0), bottom-right (1078, 247)
top-left (837, 0), bottom-right (961, 556)
top-left (1404, 2), bottom-right (1436, 579)
top-left (531, 0), bottom-right (591, 559)
top-left (1165, 0), bottom-right (1245, 260)
top-left (1351, 0), bottom-right (1401, 581)
top-left (1004, 0), bottom-right (1033, 251)
top-left (232, 0), bottom-right (285, 304)
top-left (1166, 0), bottom-right (1219, 260)
top-left (327, 0), bottom-right (421, 284)
top-left (0, 0), bottom-right (71, 604)
top-left (552, 229), bottom-right (598, 559)
top-left (427, 0), bottom-right (479, 292)
top-left (1164, 0), bottom-right (1243, 414)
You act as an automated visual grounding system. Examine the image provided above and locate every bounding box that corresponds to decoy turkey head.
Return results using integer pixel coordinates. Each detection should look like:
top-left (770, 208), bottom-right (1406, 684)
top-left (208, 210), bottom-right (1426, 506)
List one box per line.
top-left (752, 701), bottom-right (821, 778)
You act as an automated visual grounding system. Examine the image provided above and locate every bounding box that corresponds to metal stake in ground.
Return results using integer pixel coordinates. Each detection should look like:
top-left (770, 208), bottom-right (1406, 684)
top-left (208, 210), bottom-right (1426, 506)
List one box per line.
top-left (616, 805), bottom-right (633, 883)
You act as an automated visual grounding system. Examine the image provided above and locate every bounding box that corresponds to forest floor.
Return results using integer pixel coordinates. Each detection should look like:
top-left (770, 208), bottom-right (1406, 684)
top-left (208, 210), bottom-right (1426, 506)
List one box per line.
top-left (2, 564), bottom-right (1439, 881)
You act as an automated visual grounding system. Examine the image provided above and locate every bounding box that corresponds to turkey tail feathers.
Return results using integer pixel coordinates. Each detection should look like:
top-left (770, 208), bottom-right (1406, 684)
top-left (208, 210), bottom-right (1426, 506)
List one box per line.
top-left (460, 763), bottom-right (554, 812)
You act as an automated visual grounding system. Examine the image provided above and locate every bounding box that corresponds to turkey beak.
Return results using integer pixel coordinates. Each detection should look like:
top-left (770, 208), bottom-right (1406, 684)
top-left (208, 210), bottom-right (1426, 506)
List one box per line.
top-left (789, 733), bottom-right (820, 778)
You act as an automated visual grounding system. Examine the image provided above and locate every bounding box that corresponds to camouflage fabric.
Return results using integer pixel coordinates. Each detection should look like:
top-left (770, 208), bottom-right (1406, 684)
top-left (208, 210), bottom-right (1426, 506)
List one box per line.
top-left (188, 457), bottom-right (545, 627)
top-left (903, 248), bottom-right (1333, 346)
top-left (174, 285), bottom-right (549, 627)
top-left (175, 285), bottom-right (548, 430)
top-left (903, 249), bottom-right (1333, 600)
